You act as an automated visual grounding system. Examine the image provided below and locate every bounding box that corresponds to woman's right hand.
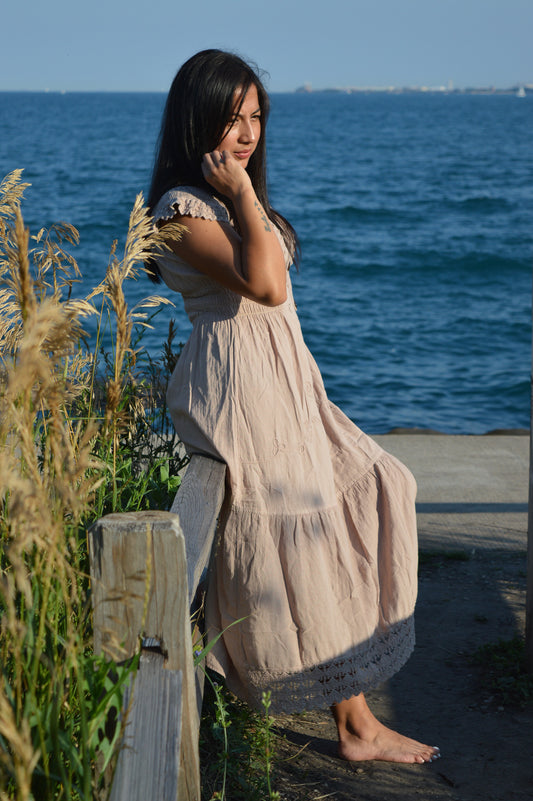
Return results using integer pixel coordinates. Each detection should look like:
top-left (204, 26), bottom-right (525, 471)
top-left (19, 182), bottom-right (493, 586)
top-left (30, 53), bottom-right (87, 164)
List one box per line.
top-left (172, 148), bottom-right (287, 306)
top-left (201, 150), bottom-right (253, 199)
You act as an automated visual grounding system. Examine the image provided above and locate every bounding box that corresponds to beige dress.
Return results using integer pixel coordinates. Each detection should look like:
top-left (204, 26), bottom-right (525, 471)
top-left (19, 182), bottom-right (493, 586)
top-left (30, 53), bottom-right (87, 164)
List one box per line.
top-left (153, 186), bottom-right (418, 713)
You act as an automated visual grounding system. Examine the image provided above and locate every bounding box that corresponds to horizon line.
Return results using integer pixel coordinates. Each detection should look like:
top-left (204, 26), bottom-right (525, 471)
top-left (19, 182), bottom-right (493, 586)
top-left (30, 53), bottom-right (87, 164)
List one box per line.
top-left (0, 82), bottom-right (531, 95)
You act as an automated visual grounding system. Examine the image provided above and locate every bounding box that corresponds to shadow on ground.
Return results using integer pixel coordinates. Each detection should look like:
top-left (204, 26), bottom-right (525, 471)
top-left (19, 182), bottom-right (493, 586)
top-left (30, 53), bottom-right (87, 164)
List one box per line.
top-left (273, 546), bottom-right (532, 801)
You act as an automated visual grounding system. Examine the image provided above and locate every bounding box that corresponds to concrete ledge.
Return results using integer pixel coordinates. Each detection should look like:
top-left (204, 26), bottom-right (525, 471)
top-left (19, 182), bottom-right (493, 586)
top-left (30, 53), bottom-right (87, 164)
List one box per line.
top-left (374, 434), bottom-right (529, 552)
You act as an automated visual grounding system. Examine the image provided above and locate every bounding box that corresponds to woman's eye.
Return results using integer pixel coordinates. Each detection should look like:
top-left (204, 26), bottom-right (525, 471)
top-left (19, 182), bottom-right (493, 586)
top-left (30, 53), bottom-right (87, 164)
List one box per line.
top-left (222, 118), bottom-right (237, 136)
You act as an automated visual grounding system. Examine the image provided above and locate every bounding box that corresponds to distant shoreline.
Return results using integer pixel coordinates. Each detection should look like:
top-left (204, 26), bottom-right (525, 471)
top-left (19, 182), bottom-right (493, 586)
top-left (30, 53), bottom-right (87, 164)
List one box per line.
top-left (0, 85), bottom-right (531, 97)
top-left (294, 84), bottom-right (532, 96)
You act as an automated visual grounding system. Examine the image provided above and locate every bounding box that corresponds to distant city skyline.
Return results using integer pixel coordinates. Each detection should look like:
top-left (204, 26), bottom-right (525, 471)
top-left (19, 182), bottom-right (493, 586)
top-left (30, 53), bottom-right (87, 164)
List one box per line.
top-left (2, 0), bottom-right (531, 94)
top-left (12, 80), bottom-right (531, 96)
top-left (293, 80), bottom-right (532, 94)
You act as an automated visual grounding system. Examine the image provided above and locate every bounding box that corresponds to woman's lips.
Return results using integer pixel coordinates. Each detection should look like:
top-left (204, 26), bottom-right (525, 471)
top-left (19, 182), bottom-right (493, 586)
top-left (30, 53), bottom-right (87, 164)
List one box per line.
top-left (234, 150), bottom-right (252, 159)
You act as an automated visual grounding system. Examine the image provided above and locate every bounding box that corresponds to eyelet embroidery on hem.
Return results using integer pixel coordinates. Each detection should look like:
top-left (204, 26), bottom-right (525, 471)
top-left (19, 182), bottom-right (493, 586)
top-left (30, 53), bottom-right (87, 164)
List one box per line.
top-left (218, 617), bottom-right (415, 714)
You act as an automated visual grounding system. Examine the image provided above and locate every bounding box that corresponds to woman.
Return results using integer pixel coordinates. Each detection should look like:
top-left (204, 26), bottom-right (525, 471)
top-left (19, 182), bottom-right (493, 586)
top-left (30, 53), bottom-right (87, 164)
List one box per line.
top-left (147, 49), bottom-right (439, 764)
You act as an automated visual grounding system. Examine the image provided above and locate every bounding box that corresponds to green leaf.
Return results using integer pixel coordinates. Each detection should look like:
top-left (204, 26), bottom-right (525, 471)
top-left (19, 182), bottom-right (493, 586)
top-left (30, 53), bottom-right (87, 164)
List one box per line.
top-left (194, 617), bottom-right (247, 666)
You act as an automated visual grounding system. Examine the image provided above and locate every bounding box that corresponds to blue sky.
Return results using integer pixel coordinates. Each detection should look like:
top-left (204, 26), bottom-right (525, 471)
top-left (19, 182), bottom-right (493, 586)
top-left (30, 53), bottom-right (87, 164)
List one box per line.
top-left (3, 0), bottom-right (531, 92)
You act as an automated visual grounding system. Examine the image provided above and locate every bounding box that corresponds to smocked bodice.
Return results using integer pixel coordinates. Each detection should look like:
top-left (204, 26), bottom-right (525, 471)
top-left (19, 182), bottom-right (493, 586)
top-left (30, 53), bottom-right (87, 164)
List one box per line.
top-left (181, 280), bottom-right (297, 323)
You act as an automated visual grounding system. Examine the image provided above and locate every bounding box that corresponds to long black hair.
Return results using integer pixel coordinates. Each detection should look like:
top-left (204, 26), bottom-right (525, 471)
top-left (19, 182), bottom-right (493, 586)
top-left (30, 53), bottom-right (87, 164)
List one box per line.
top-left (146, 49), bottom-right (299, 282)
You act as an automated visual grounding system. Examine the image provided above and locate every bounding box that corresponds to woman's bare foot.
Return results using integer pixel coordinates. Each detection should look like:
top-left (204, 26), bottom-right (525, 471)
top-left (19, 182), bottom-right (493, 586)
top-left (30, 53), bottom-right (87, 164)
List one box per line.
top-left (332, 693), bottom-right (440, 764)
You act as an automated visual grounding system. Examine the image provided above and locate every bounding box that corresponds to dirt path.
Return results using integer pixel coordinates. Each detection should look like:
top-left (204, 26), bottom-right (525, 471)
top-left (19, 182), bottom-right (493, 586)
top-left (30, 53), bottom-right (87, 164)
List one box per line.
top-left (272, 547), bottom-right (532, 801)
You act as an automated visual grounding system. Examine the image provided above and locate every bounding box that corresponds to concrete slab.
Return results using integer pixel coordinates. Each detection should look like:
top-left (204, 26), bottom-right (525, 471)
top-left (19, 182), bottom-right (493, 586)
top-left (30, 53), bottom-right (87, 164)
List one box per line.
top-left (374, 434), bottom-right (529, 553)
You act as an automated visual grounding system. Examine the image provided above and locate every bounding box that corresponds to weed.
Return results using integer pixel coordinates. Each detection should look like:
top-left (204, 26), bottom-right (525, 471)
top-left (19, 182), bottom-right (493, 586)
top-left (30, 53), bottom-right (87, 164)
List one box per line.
top-left (199, 674), bottom-right (281, 801)
top-left (470, 635), bottom-right (533, 707)
top-left (419, 549), bottom-right (471, 569)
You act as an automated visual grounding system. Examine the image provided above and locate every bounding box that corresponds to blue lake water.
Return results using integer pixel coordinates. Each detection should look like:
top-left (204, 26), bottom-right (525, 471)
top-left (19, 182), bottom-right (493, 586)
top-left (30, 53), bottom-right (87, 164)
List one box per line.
top-left (1, 90), bottom-right (532, 433)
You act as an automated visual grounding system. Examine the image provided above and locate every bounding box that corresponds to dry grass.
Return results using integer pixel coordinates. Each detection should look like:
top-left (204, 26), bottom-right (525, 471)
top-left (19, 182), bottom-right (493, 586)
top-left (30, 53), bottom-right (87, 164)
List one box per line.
top-left (0, 170), bottom-right (185, 800)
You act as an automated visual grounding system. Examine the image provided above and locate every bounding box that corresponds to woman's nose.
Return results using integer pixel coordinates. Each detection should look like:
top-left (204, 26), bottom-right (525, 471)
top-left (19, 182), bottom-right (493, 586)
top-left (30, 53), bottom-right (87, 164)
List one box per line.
top-left (239, 120), bottom-right (255, 142)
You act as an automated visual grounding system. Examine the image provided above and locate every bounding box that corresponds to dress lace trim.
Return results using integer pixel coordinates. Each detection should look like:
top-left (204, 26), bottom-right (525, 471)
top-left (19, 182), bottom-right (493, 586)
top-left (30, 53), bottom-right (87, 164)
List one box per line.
top-left (216, 617), bottom-right (415, 714)
top-left (152, 185), bottom-right (231, 225)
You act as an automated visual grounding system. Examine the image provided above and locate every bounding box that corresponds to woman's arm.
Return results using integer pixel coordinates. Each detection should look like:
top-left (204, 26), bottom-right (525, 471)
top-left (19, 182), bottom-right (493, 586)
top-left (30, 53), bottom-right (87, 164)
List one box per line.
top-left (161, 150), bottom-right (287, 306)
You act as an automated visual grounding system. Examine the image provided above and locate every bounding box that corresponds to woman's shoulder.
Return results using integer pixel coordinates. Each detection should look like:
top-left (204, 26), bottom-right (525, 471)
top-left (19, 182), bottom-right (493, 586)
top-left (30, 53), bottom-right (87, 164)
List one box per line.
top-left (151, 185), bottom-right (232, 225)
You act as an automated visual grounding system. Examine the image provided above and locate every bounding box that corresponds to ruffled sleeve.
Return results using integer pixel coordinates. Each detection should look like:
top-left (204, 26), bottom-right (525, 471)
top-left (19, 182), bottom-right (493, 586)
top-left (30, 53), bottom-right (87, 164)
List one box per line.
top-left (151, 184), bottom-right (292, 297)
top-left (152, 185), bottom-right (232, 225)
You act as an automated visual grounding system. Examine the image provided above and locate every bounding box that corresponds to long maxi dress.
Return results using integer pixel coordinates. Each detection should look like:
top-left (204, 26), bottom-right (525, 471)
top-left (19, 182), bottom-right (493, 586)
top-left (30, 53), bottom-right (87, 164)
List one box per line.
top-left (152, 186), bottom-right (419, 713)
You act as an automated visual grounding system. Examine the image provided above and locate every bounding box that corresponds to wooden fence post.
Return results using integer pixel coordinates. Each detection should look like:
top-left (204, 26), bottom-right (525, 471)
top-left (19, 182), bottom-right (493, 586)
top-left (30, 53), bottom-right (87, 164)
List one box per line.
top-left (88, 455), bottom-right (226, 801)
top-left (89, 511), bottom-right (199, 801)
top-left (109, 650), bottom-right (183, 801)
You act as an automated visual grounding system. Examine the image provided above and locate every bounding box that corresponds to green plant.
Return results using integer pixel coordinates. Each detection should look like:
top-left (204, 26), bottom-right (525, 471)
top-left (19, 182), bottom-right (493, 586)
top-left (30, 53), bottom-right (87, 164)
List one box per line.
top-left (418, 548), bottom-right (471, 568)
top-left (199, 675), bottom-right (281, 801)
top-left (261, 692), bottom-right (281, 801)
top-left (0, 170), bottom-right (185, 799)
top-left (471, 635), bottom-right (533, 707)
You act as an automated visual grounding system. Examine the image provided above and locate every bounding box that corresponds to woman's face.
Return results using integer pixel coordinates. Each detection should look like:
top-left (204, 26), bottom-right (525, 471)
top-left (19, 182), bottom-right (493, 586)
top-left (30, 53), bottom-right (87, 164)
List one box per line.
top-left (217, 84), bottom-right (261, 169)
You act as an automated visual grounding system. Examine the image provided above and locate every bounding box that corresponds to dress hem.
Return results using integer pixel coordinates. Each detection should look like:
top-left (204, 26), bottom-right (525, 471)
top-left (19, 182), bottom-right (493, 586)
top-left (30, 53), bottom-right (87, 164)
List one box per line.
top-left (212, 616), bottom-right (415, 714)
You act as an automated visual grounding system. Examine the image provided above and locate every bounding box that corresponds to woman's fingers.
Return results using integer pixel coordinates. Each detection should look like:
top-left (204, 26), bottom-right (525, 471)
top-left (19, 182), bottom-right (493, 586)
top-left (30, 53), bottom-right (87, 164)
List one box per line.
top-left (202, 150), bottom-right (226, 181)
top-left (201, 150), bottom-right (250, 195)
top-left (203, 150), bottom-right (230, 170)
top-left (201, 152), bottom-right (218, 185)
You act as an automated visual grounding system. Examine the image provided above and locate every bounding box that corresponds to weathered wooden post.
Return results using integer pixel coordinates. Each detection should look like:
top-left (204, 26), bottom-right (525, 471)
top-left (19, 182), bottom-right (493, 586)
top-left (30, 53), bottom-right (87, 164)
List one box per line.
top-left (89, 455), bottom-right (226, 801)
top-left (89, 511), bottom-right (198, 801)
